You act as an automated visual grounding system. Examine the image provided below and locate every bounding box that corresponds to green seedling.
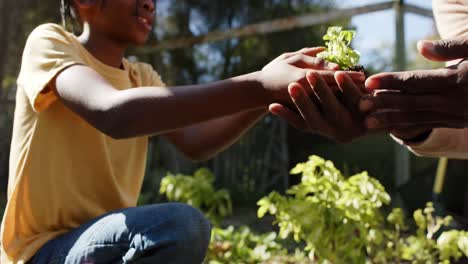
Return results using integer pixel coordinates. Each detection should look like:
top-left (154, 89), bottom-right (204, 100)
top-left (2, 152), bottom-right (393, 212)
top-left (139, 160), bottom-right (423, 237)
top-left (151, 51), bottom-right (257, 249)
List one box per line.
top-left (317, 26), bottom-right (362, 71)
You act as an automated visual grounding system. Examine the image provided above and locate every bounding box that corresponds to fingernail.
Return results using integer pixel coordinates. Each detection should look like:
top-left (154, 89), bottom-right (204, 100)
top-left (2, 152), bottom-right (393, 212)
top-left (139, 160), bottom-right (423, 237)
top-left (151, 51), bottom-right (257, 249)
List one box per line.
top-left (334, 71), bottom-right (342, 81)
top-left (418, 40), bottom-right (436, 54)
top-left (366, 117), bottom-right (379, 129)
top-left (359, 98), bottom-right (374, 112)
top-left (307, 72), bottom-right (317, 86)
top-left (328, 62), bottom-right (340, 70)
top-left (365, 77), bottom-right (380, 90)
top-left (269, 105), bottom-right (280, 115)
top-left (289, 85), bottom-right (299, 97)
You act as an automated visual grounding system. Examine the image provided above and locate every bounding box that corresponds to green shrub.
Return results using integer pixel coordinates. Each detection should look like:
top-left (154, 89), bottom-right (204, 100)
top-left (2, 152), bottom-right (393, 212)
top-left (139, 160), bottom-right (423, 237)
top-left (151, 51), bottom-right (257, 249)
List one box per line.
top-left (258, 155), bottom-right (390, 263)
top-left (207, 225), bottom-right (288, 264)
top-left (258, 155), bottom-right (468, 264)
top-left (159, 158), bottom-right (468, 263)
top-left (160, 168), bottom-right (232, 226)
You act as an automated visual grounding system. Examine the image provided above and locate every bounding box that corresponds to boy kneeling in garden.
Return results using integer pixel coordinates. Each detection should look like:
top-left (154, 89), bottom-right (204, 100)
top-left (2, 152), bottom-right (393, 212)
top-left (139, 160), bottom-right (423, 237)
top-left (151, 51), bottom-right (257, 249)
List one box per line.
top-left (1, 0), bottom-right (365, 263)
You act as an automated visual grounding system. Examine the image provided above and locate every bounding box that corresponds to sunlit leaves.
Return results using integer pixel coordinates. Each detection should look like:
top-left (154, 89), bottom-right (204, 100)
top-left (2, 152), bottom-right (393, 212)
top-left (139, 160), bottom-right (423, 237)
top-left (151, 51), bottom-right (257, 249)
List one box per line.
top-left (160, 159), bottom-right (468, 263)
top-left (160, 168), bottom-right (232, 226)
top-left (207, 226), bottom-right (288, 264)
top-left (258, 155), bottom-right (389, 263)
top-left (257, 156), bottom-right (468, 263)
top-left (317, 26), bottom-right (361, 69)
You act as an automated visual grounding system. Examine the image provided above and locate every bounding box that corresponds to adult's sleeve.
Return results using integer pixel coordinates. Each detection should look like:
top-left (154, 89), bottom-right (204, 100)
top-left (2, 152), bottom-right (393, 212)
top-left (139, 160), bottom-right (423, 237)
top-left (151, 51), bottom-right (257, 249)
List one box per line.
top-left (433, 0), bottom-right (468, 39)
top-left (392, 129), bottom-right (468, 159)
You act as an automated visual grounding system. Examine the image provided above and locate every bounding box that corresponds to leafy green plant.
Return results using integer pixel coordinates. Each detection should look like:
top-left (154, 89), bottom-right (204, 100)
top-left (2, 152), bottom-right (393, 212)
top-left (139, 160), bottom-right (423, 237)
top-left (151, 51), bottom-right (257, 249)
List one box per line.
top-left (257, 156), bottom-right (468, 264)
top-left (258, 155), bottom-right (390, 263)
top-left (160, 159), bottom-right (467, 263)
top-left (317, 26), bottom-right (361, 69)
top-left (160, 168), bottom-right (232, 225)
top-left (367, 204), bottom-right (468, 264)
top-left (207, 225), bottom-right (317, 264)
top-left (207, 225), bottom-right (290, 264)
top-left (402, 203), bottom-right (468, 263)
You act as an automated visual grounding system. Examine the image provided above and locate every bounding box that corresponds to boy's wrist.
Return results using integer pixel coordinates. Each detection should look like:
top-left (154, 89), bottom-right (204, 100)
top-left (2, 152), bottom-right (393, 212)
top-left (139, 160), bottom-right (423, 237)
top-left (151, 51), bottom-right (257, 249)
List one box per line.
top-left (239, 71), bottom-right (273, 107)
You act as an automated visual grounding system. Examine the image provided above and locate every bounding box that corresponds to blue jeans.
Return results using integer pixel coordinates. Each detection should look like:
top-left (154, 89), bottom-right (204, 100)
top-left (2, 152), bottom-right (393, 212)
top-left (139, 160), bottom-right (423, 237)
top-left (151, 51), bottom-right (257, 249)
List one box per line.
top-left (29, 203), bottom-right (212, 264)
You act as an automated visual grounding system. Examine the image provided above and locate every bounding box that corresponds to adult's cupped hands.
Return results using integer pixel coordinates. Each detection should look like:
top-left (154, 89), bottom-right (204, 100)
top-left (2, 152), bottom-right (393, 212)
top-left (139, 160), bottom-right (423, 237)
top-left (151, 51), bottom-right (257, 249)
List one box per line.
top-left (359, 36), bottom-right (468, 140)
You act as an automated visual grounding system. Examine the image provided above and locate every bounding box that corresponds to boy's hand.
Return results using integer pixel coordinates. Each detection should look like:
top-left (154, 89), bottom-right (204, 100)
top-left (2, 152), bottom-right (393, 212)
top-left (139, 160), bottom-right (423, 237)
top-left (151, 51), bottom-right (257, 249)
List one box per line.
top-left (259, 47), bottom-right (366, 106)
top-left (262, 47), bottom-right (338, 71)
top-left (270, 71), bottom-right (368, 143)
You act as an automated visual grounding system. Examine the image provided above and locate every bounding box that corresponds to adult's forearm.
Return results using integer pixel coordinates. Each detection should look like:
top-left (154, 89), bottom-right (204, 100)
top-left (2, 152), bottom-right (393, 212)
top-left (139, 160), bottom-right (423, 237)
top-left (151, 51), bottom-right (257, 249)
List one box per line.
top-left (107, 72), bottom-right (268, 139)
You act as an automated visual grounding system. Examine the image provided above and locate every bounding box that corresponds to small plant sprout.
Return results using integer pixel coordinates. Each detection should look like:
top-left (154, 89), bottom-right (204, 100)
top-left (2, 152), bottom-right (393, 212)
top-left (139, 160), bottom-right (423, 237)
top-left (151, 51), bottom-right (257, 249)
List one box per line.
top-left (317, 26), bottom-right (361, 70)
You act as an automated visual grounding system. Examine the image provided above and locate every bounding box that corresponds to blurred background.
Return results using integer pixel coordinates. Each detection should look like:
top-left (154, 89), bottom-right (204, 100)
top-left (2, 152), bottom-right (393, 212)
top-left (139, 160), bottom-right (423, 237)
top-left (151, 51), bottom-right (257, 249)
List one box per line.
top-left (0, 0), bottom-right (466, 227)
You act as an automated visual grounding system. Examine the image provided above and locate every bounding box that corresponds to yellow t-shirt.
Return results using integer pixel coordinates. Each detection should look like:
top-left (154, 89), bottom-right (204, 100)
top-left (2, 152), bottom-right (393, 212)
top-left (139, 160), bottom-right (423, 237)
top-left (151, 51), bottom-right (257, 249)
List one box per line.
top-left (1, 23), bottom-right (165, 263)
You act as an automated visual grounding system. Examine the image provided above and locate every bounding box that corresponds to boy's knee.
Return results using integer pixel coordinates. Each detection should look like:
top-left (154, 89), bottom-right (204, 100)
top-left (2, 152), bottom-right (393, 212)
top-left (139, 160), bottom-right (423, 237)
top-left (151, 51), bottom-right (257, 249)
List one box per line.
top-left (169, 203), bottom-right (212, 242)
top-left (130, 203), bottom-right (211, 263)
top-left (166, 203), bottom-right (212, 260)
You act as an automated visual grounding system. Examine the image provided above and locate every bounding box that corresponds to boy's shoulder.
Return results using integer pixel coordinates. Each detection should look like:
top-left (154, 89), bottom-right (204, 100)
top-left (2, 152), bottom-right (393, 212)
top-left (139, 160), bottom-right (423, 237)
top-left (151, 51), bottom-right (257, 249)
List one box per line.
top-left (32, 23), bottom-right (65, 32)
top-left (25, 23), bottom-right (78, 51)
top-left (29, 23), bottom-right (69, 38)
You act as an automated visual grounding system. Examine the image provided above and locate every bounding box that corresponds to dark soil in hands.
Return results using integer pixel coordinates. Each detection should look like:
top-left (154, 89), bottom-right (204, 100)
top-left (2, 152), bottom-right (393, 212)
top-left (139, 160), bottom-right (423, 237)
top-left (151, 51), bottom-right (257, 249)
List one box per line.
top-left (344, 64), bottom-right (369, 79)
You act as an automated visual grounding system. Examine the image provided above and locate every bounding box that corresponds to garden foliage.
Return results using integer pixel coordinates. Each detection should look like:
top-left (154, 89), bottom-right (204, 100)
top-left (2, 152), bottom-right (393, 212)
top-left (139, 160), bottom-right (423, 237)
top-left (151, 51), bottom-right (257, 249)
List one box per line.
top-left (160, 157), bottom-right (468, 263)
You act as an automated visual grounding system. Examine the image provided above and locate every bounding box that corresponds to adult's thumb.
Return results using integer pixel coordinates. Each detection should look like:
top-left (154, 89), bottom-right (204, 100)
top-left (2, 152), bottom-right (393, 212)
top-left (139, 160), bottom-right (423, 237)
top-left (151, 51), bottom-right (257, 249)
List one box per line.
top-left (417, 37), bottom-right (468, 62)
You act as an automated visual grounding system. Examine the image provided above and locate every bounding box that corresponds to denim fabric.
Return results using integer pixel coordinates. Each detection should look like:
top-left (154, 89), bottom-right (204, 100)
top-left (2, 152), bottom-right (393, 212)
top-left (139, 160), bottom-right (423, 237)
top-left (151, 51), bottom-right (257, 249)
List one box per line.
top-left (29, 203), bottom-right (211, 264)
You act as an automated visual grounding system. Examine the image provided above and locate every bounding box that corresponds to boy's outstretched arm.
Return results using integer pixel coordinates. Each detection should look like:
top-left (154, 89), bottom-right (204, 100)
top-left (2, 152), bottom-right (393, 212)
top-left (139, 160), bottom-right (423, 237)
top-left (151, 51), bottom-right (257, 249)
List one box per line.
top-left (53, 48), bottom-right (359, 142)
top-left (54, 65), bottom-right (267, 138)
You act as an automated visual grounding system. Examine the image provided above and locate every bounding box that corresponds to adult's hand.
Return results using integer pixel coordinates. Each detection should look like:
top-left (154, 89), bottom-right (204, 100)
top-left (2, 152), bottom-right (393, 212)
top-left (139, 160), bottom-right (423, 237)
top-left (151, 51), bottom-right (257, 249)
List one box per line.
top-left (359, 36), bottom-right (468, 137)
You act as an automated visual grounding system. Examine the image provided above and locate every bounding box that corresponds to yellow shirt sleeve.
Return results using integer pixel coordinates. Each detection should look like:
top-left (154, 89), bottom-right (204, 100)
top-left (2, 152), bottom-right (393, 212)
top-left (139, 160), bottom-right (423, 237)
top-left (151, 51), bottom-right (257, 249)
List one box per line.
top-left (128, 61), bottom-right (166, 88)
top-left (149, 68), bottom-right (165, 87)
top-left (17, 23), bottom-right (85, 112)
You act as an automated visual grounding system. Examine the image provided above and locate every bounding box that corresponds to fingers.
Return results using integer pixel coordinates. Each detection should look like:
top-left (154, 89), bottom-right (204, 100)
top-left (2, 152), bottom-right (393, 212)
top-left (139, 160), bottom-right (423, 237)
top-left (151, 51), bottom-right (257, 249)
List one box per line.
top-left (269, 103), bottom-right (307, 130)
top-left (335, 71), bottom-right (364, 114)
top-left (309, 71), bottom-right (348, 124)
top-left (273, 72), bottom-right (368, 142)
top-left (299, 47), bottom-right (327, 57)
top-left (418, 37), bottom-right (468, 62)
top-left (364, 110), bottom-right (466, 129)
top-left (365, 69), bottom-right (458, 93)
top-left (264, 48), bottom-right (325, 70)
top-left (286, 54), bottom-right (339, 70)
top-left (308, 70), bottom-right (365, 85)
top-left (276, 47), bottom-right (326, 61)
top-left (288, 82), bottom-right (328, 130)
top-left (308, 72), bottom-right (334, 105)
top-left (358, 91), bottom-right (457, 114)
top-left (286, 47), bottom-right (327, 58)
top-left (270, 82), bottom-right (332, 134)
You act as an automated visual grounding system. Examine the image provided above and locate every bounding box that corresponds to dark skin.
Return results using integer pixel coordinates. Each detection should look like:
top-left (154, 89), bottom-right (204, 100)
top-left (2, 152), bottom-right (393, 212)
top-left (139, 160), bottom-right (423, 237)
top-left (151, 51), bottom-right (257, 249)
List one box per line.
top-left (270, 71), bottom-right (368, 143)
top-left (53, 0), bottom-right (365, 161)
top-left (359, 37), bottom-right (468, 141)
top-left (278, 36), bottom-right (468, 144)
